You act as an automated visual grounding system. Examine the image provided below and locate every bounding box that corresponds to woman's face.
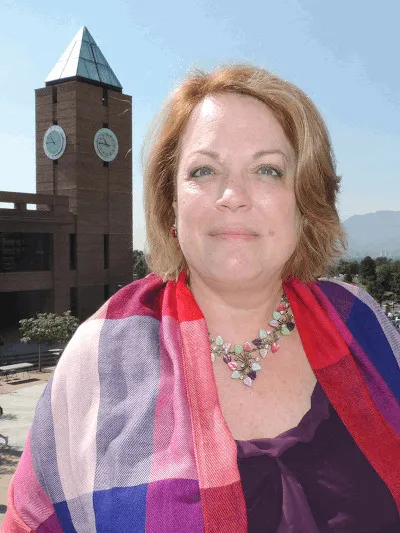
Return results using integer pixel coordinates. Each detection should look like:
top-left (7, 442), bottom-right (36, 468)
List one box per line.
top-left (174, 93), bottom-right (299, 287)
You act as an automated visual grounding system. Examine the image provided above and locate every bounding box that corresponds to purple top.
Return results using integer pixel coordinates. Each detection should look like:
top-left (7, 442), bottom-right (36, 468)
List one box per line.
top-left (236, 382), bottom-right (400, 532)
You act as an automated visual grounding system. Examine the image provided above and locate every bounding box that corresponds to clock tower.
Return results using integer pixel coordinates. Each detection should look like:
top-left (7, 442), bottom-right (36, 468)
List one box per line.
top-left (35, 27), bottom-right (132, 319)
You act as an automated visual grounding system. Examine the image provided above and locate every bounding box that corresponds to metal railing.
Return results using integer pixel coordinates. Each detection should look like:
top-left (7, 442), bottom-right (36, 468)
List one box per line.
top-left (0, 347), bottom-right (63, 372)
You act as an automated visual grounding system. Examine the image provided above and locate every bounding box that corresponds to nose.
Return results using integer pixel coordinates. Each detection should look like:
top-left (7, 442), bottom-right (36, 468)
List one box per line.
top-left (216, 174), bottom-right (252, 212)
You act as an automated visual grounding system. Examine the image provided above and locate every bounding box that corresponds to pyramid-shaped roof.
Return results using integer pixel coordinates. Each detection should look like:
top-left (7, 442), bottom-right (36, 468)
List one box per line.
top-left (45, 26), bottom-right (122, 90)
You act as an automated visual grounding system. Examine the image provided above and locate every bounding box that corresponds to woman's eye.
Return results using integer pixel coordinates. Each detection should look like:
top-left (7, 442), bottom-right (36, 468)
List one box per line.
top-left (257, 165), bottom-right (283, 178)
top-left (190, 166), bottom-right (214, 178)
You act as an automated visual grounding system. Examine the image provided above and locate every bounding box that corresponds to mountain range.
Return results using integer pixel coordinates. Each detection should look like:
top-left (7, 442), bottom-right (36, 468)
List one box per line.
top-left (343, 211), bottom-right (400, 259)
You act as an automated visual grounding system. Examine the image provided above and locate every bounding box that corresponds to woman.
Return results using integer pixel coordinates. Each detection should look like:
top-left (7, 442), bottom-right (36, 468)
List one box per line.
top-left (3, 65), bottom-right (400, 532)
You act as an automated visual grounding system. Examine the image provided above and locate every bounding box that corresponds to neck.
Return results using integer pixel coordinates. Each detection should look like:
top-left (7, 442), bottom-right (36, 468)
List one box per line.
top-left (187, 270), bottom-right (283, 344)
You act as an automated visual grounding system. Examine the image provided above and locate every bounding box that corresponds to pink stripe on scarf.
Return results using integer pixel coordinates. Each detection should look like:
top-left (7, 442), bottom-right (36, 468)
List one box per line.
top-left (148, 316), bottom-right (198, 482)
top-left (3, 431), bottom-right (62, 532)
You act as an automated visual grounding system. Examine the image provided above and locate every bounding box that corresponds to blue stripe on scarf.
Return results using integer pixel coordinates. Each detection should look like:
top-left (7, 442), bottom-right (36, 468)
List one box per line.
top-left (347, 297), bottom-right (400, 402)
top-left (93, 485), bottom-right (147, 532)
top-left (54, 501), bottom-right (78, 533)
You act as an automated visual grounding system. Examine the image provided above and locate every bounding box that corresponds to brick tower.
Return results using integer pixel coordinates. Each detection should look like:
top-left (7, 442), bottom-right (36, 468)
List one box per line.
top-left (35, 26), bottom-right (132, 319)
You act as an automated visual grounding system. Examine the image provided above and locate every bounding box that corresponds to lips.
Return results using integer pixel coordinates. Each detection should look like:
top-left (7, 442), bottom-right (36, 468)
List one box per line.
top-left (210, 228), bottom-right (259, 241)
top-left (210, 227), bottom-right (258, 237)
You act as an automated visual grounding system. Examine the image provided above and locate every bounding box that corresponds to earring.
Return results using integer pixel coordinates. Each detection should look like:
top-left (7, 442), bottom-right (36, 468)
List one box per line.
top-left (171, 222), bottom-right (178, 238)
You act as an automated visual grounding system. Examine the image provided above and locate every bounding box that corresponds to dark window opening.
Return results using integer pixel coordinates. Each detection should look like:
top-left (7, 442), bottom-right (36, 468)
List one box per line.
top-left (104, 234), bottom-right (109, 269)
top-left (102, 87), bottom-right (108, 106)
top-left (0, 232), bottom-right (52, 272)
top-left (52, 86), bottom-right (58, 104)
top-left (70, 287), bottom-right (78, 317)
top-left (69, 234), bottom-right (77, 270)
top-left (104, 284), bottom-right (110, 301)
top-left (103, 161), bottom-right (109, 168)
top-left (53, 119), bottom-right (58, 125)
top-left (53, 159), bottom-right (58, 166)
top-left (103, 122), bottom-right (109, 128)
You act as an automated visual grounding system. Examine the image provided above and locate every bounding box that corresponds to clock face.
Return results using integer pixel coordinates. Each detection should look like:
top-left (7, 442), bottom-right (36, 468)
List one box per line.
top-left (94, 128), bottom-right (119, 162)
top-left (43, 125), bottom-right (66, 160)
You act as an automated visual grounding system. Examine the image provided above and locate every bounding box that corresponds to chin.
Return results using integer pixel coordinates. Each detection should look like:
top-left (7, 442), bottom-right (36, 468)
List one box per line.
top-left (206, 256), bottom-right (261, 283)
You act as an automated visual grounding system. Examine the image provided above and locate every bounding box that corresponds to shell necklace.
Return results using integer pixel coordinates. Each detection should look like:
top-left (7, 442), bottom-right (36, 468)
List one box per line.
top-left (209, 293), bottom-right (295, 387)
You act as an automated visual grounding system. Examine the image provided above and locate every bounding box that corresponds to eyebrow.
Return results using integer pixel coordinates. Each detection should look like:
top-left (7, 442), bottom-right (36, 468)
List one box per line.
top-left (253, 149), bottom-right (289, 163)
top-left (189, 149), bottom-right (289, 163)
top-left (189, 150), bottom-right (221, 161)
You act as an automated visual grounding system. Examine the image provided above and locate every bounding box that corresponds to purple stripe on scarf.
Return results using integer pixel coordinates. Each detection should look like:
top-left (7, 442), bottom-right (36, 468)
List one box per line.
top-left (31, 378), bottom-right (66, 503)
top-left (145, 478), bottom-right (204, 532)
top-left (95, 315), bottom-right (161, 490)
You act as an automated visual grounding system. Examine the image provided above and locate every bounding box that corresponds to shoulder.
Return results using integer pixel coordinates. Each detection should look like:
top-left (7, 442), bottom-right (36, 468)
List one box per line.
top-left (90, 272), bottom-right (167, 321)
top-left (315, 278), bottom-right (400, 352)
top-left (315, 279), bottom-right (400, 401)
top-left (29, 274), bottom-right (170, 497)
top-left (315, 278), bottom-right (381, 319)
top-left (54, 274), bottom-right (167, 378)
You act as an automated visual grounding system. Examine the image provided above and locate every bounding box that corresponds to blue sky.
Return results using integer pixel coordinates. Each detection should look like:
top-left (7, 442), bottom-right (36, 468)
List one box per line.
top-left (1, 0), bottom-right (399, 250)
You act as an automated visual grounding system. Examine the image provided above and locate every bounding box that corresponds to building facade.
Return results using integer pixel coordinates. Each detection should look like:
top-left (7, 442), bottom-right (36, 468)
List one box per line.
top-left (0, 27), bottom-right (132, 332)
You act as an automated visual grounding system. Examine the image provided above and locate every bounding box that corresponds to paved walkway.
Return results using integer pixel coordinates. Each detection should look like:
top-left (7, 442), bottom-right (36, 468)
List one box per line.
top-left (0, 378), bottom-right (49, 523)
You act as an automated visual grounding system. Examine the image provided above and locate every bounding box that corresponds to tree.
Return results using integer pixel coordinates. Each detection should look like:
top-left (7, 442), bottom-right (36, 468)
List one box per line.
top-left (390, 261), bottom-right (400, 300)
top-left (392, 271), bottom-right (400, 301)
top-left (375, 263), bottom-right (393, 294)
top-left (348, 261), bottom-right (360, 276)
top-left (366, 280), bottom-right (385, 305)
top-left (19, 311), bottom-right (79, 371)
top-left (343, 272), bottom-right (353, 283)
top-left (375, 257), bottom-right (391, 267)
top-left (359, 256), bottom-right (376, 284)
top-left (337, 259), bottom-right (349, 276)
top-left (133, 250), bottom-right (150, 280)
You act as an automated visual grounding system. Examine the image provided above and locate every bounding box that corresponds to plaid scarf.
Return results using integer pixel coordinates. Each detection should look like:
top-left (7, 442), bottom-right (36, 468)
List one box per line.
top-left (3, 272), bottom-right (400, 532)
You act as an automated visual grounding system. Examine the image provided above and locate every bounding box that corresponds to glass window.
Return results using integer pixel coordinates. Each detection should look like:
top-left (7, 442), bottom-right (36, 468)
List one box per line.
top-left (0, 233), bottom-right (52, 272)
top-left (104, 284), bottom-right (110, 301)
top-left (104, 234), bottom-right (109, 269)
top-left (102, 87), bottom-right (108, 106)
top-left (69, 234), bottom-right (77, 270)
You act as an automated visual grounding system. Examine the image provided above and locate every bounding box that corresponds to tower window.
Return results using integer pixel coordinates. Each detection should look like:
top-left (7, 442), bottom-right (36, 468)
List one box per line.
top-left (103, 161), bottom-right (109, 168)
top-left (104, 234), bottom-right (109, 269)
top-left (70, 287), bottom-right (78, 317)
top-left (69, 234), bottom-right (77, 270)
top-left (104, 284), bottom-right (110, 301)
top-left (102, 87), bottom-right (108, 106)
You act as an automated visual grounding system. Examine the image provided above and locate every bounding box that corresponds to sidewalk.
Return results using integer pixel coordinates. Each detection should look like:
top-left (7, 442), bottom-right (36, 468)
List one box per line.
top-left (0, 373), bottom-right (51, 523)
